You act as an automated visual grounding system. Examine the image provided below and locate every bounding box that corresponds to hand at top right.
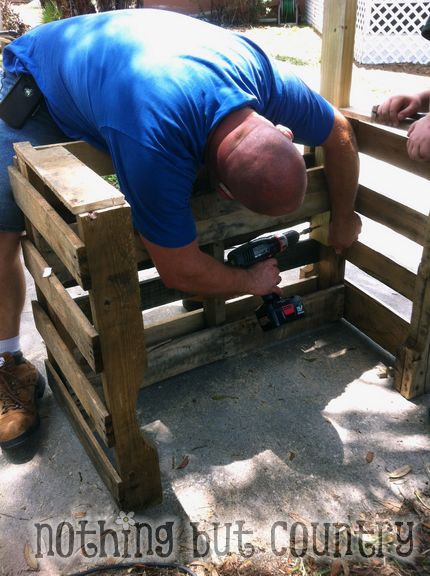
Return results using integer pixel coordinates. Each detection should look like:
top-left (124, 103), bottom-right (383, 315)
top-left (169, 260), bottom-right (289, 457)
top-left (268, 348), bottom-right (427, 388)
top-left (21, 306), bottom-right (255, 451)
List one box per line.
top-left (376, 93), bottom-right (424, 127)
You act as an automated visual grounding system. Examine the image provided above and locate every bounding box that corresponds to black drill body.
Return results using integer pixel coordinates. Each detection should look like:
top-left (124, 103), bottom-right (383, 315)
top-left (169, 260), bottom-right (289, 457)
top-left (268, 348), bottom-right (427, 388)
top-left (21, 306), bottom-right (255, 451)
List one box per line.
top-left (227, 230), bottom-right (306, 331)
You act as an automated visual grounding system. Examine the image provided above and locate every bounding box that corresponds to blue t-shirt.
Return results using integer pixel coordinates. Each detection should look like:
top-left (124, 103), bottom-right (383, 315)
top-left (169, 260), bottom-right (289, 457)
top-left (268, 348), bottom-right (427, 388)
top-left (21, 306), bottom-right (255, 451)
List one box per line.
top-left (4, 9), bottom-right (334, 247)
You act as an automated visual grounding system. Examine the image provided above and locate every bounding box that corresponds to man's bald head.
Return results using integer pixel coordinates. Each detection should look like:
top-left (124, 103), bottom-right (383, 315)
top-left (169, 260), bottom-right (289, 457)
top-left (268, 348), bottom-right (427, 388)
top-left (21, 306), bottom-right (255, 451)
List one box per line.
top-left (209, 109), bottom-right (307, 215)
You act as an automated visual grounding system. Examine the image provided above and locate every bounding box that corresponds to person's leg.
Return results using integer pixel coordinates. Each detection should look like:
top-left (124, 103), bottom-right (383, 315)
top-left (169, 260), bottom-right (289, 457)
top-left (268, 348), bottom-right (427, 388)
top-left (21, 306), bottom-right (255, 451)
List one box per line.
top-left (0, 70), bottom-right (71, 448)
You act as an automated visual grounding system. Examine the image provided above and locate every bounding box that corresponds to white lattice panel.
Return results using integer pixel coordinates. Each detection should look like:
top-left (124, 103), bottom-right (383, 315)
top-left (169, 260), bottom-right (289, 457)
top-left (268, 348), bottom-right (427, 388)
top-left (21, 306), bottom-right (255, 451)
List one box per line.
top-left (304, 0), bottom-right (430, 64)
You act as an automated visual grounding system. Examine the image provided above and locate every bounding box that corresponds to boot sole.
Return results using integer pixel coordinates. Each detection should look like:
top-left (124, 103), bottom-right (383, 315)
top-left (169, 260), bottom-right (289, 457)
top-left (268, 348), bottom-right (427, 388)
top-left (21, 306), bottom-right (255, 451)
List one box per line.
top-left (0, 371), bottom-right (46, 450)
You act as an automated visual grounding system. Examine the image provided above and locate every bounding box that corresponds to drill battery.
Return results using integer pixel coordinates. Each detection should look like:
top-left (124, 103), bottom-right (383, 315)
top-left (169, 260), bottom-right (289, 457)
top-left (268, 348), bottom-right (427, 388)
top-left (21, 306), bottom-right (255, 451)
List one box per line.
top-left (256, 293), bottom-right (305, 331)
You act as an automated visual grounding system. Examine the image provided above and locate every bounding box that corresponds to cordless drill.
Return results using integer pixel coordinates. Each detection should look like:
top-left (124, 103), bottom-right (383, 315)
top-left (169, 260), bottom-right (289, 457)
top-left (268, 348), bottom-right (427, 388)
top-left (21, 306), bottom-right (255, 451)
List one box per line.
top-left (227, 228), bottom-right (315, 331)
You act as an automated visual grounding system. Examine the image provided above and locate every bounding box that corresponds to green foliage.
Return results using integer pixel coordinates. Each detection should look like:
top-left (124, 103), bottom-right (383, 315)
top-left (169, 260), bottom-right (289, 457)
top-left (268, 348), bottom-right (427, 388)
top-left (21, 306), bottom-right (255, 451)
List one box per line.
top-left (42, 0), bottom-right (62, 23)
top-left (195, 0), bottom-right (273, 27)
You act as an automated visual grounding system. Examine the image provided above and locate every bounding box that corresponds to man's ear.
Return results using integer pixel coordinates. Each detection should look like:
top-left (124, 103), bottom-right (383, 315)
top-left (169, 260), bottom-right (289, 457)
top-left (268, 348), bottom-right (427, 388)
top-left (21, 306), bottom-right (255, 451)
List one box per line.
top-left (275, 124), bottom-right (294, 140)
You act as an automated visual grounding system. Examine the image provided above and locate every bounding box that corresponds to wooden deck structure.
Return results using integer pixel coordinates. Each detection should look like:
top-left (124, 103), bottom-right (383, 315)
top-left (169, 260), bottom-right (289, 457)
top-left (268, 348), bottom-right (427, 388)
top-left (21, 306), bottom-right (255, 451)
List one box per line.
top-left (9, 0), bottom-right (430, 507)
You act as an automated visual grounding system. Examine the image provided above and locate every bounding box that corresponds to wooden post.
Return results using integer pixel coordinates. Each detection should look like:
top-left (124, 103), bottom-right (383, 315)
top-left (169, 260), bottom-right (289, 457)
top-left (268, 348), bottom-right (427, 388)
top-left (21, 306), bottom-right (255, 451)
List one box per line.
top-left (395, 211), bottom-right (430, 399)
top-left (305, 0), bottom-right (357, 288)
top-left (77, 206), bottom-right (162, 508)
top-left (320, 0), bottom-right (357, 108)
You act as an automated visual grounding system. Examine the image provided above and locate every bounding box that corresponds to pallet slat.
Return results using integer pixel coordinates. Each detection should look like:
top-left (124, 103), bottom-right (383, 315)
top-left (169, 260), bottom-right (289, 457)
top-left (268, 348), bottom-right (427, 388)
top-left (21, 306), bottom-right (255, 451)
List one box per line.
top-left (356, 184), bottom-right (427, 246)
top-left (45, 360), bottom-right (122, 502)
top-left (14, 142), bottom-right (124, 215)
top-left (143, 284), bottom-right (344, 386)
top-left (347, 241), bottom-right (416, 301)
top-left (32, 301), bottom-right (112, 446)
top-left (352, 121), bottom-right (430, 181)
top-left (144, 276), bottom-right (319, 348)
top-left (22, 238), bottom-right (102, 372)
top-left (343, 282), bottom-right (409, 355)
top-left (9, 165), bottom-right (91, 289)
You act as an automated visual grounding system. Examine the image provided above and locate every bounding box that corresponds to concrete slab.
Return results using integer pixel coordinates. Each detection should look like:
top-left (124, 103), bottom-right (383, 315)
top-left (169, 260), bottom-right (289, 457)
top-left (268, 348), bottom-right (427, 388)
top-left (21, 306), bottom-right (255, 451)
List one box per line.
top-left (1, 267), bottom-right (430, 575)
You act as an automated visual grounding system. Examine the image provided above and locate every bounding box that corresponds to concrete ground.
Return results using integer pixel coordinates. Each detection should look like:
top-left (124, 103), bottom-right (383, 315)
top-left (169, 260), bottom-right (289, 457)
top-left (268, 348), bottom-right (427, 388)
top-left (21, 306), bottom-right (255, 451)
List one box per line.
top-left (2, 280), bottom-right (430, 575)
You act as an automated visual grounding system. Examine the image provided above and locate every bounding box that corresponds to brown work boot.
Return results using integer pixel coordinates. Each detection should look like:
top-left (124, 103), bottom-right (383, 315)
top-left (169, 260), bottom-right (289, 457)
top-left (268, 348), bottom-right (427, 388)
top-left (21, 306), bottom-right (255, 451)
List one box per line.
top-left (0, 353), bottom-right (45, 449)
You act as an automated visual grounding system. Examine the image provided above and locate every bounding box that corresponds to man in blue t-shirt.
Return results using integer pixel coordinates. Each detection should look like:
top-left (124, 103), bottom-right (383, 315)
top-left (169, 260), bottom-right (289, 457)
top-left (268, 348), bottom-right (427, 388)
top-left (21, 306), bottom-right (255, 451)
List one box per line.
top-left (0, 9), bottom-right (361, 448)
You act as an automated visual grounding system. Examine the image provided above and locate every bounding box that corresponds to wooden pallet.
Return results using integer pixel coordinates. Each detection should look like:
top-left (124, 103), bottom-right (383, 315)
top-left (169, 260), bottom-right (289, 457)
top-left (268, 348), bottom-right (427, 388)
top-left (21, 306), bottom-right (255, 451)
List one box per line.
top-left (10, 114), bottom-right (429, 507)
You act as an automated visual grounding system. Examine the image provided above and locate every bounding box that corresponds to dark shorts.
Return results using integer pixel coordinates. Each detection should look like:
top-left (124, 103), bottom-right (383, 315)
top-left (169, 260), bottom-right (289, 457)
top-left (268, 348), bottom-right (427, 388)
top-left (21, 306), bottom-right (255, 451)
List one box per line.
top-left (0, 70), bottom-right (70, 232)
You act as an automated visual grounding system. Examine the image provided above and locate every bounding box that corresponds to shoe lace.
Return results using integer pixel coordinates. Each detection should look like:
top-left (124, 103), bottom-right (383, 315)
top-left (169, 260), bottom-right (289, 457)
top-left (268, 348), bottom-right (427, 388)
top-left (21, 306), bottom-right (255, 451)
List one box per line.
top-left (0, 374), bottom-right (24, 414)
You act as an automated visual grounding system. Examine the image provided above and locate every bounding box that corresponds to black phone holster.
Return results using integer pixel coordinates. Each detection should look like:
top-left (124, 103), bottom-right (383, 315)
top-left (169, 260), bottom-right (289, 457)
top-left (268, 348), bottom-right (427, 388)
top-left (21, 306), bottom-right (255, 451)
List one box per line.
top-left (0, 74), bottom-right (44, 129)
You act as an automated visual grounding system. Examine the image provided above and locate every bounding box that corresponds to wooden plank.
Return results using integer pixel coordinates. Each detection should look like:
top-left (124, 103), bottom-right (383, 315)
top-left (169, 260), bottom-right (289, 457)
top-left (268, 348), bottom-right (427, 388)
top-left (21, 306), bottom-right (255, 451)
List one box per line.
top-left (9, 165), bottom-right (91, 289)
top-left (346, 241), bottom-right (416, 301)
top-left (21, 238), bottom-right (102, 372)
top-left (352, 121), bottom-right (430, 181)
top-left (32, 302), bottom-right (112, 446)
top-left (394, 210), bottom-right (430, 398)
top-left (77, 205), bottom-right (162, 508)
top-left (143, 284), bottom-right (343, 386)
top-left (31, 141), bottom-right (114, 176)
top-left (144, 276), bottom-right (319, 348)
top-left (194, 167), bottom-right (330, 246)
top-left (73, 237), bottom-right (321, 317)
top-left (320, 0), bottom-right (357, 108)
top-left (344, 282), bottom-right (409, 356)
top-left (13, 142), bottom-right (125, 215)
top-left (341, 107), bottom-right (418, 131)
top-left (356, 184), bottom-right (427, 246)
top-left (45, 360), bottom-right (122, 503)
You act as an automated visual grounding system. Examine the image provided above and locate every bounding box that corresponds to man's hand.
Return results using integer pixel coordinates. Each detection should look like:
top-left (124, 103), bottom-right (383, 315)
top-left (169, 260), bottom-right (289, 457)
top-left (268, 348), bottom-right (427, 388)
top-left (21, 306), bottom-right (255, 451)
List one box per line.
top-left (376, 93), bottom-right (423, 127)
top-left (245, 258), bottom-right (282, 296)
top-left (407, 114), bottom-right (430, 161)
top-left (329, 212), bottom-right (362, 254)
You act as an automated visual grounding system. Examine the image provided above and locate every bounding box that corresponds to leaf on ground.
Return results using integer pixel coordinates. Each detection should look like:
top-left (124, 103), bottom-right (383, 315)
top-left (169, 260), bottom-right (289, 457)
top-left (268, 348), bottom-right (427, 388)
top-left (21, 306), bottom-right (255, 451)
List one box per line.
top-left (378, 498), bottom-right (404, 513)
top-left (176, 455), bottom-right (190, 470)
top-left (24, 542), bottom-right (39, 571)
top-left (72, 511), bottom-right (87, 519)
top-left (366, 451), bottom-right (375, 463)
top-left (387, 464), bottom-right (411, 479)
top-left (415, 490), bottom-right (430, 510)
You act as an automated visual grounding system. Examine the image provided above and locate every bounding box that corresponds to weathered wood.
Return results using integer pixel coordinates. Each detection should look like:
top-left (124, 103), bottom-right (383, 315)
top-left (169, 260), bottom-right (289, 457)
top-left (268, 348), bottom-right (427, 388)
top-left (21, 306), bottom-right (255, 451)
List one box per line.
top-left (72, 237), bottom-right (322, 319)
top-left (33, 302), bottom-right (112, 445)
top-left (21, 238), bottom-right (102, 372)
top-left (344, 282), bottom-right (409, 356)
top-left (31, 140), bottom-right (114, 176)
top-left (356, 184), bottom-right (427, 246)
top-left (143, 284), bottom-right (344, 386)
top-left (347, 241), bottom-right (416, 301)
top-left (77, 205), bottom-right (162, 508)
top-left (394, 210), bottom-right (430, 398)
top-left (9, 165), bottom-right (91, 289)
top-left (45, 359), bottom-right (122, 503)
top-left (320, 0), bottom-right (357, 108)
top-left (14, 142), bottom-right (125, 215)
top-left (351, 121), bottom-right (430, 181)
top-left (145, 276), bottom-right (319, 348)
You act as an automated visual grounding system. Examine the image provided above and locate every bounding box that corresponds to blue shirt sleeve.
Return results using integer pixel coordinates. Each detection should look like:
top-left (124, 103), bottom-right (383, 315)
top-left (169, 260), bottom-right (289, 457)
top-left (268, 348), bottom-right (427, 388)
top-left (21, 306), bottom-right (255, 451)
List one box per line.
top-left (270, 68), bottom-right (335, 146)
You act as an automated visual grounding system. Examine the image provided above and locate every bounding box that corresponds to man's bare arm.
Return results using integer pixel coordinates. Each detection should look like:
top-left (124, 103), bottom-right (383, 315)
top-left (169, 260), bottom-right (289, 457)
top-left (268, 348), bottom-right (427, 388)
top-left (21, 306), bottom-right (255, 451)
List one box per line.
top-left (140, 235), bottom-right (282, 297)
top-left (321, 108), bottom-right (362, 252)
